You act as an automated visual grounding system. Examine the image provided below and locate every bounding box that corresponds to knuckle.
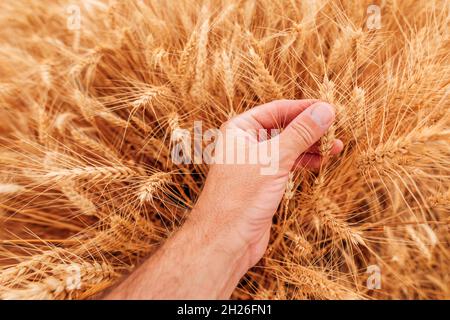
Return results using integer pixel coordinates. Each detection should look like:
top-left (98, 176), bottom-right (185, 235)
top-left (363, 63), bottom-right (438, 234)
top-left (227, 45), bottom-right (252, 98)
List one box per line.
top-left (291, 122), bottom-right (315, 146)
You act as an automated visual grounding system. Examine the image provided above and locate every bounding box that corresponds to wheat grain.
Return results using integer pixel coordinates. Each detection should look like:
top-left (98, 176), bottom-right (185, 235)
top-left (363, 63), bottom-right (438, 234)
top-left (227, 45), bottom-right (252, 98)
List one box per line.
top-left (138, 172), bottom-right (171, 204)
top-left (284, 172), bottom-right (295, 201)
top-left (314, 197), bottom-right (365, 246)
top-left (248, 47), bottom-right (283, 101)
top-left (318, 76), bottom-right (336, 156)
top-left (60, 181), bottom-right (97, 216)
top-left (221, 50), bottom-right (235, 105)
top-left (45, 166), bottom-right (135, 181)
top-left (40, 64), bottom-right (52, 88)
top-left (406, 226), bottom-right (432, 260)
top-left (190, 16), bottom-right (210, 104)
top-left (0, 183), bottom-right (24, 194)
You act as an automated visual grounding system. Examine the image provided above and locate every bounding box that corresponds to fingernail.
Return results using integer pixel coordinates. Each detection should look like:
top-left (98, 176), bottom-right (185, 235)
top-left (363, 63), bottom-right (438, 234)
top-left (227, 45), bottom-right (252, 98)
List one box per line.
top-left (310, 103), bottom-right (335, 128)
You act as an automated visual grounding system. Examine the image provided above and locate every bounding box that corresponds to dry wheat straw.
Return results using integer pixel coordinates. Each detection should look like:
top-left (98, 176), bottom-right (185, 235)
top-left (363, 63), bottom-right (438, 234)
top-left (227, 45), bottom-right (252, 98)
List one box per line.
top-left (45, 166), bottom-right (135, 181)
top-left (248, 47), bottom-right (283, 101)
top-left (138, 172), bottom-right (171, 204)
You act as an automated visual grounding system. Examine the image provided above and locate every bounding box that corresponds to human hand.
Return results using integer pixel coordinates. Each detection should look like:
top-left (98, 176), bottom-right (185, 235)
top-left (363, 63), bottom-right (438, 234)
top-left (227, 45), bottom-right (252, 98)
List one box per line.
top-left (104, 99), bottom-right (342, 300)
top-left (191, 99), bottom-right (342, 269)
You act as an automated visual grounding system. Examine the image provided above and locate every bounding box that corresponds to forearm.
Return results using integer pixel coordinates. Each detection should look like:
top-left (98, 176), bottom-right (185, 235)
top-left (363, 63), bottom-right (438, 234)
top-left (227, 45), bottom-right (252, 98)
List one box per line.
top-left (104, 215), bottom-right (250, 299)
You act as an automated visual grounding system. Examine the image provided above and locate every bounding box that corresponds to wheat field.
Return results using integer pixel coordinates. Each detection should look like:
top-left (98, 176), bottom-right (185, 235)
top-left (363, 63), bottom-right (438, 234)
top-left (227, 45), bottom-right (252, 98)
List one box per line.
top-left (0, 0), bottom-right (449, 299)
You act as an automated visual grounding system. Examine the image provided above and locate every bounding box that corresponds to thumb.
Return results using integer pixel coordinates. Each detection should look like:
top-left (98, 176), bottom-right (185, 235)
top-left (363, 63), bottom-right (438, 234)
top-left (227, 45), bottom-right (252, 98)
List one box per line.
top-left (279, 102), bottom-right (335, 166)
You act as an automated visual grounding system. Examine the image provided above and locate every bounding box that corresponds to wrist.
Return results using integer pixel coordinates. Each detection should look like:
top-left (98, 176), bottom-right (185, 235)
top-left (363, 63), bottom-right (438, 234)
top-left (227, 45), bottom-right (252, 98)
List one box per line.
top-left (104, 214), bottom-right (250, 300)
top-left (182, 212), bottom-right (252, 298)
top-left (188, 204), bottom-right (252, 261)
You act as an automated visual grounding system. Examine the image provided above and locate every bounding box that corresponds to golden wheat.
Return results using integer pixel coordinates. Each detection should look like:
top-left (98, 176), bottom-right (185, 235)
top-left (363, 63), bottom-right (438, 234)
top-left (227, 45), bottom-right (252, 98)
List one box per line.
top-left (0, 0), bottom-right (448, 300)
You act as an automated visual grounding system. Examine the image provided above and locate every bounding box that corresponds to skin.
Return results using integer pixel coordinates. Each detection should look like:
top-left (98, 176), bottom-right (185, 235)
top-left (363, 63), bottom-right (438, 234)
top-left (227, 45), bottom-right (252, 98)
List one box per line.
top-left (105, 99), bottom-right (342, 299)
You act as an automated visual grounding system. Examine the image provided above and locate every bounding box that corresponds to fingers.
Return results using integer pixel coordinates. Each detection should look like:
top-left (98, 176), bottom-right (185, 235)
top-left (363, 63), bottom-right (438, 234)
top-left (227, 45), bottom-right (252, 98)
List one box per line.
top-left (279, 102), bottom-right (336, 166)
top-left (225, 99), bottom-right (340, 170)
top-left (228, 99), bottom-right (318, 130)
top-left (294, 139), bottom-right (343, 169)
top-left (295, 153), bottom-right (323, 169)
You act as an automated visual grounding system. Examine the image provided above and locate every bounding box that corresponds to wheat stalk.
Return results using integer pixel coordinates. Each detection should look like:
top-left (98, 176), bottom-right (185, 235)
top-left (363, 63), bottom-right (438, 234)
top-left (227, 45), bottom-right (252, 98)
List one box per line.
top-left (44, 166), bottom-right (135, 181)
top-left (248, 47), bottom-right (283, 102)
top-left (138, 172), bottom-right (172, 204)
top-left (318, 76), bottom-right (336, 157)
top-left (0, 183), bottom-right (25, 194)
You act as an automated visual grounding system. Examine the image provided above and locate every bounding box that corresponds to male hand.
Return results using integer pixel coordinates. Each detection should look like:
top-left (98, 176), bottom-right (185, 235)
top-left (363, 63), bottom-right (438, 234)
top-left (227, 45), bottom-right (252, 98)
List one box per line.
top-left (192, 99), bottom-right (342, 269)
top-left (105, 99), bottom-right (342, 299)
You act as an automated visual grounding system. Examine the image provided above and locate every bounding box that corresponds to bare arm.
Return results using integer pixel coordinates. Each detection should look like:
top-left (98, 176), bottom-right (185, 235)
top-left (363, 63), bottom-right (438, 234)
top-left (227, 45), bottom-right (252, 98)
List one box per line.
top-left (104, 216), bottom-right (250, 299)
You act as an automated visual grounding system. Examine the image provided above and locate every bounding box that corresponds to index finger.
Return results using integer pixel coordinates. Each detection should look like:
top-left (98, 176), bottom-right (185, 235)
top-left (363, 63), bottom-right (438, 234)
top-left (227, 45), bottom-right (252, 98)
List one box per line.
top-left (230, 99), bottom-right (319, 130)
